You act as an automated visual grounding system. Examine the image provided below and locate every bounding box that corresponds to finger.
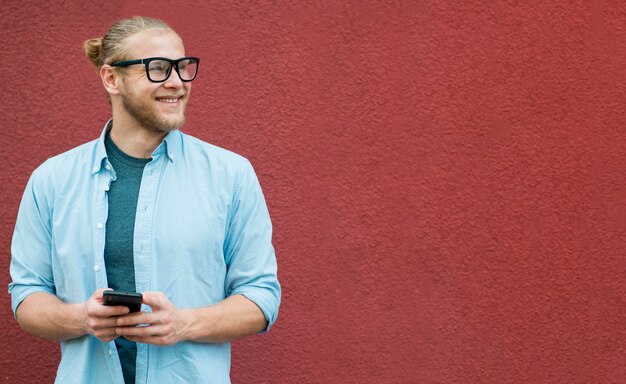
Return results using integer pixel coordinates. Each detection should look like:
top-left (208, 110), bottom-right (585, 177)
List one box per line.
top-left (93, 327), bottom-right (119, 340)
top-left (88, 304), bottom-right (130, 318)
top-left (86, 316), bottom-right (123, 331)
top-left (140, 291), bottom-right (167, 308)
top-left (116, 326), bottom-right (145, 337)
top-left (117, 309), bottom-right (173, 327)
top-left (122, 334), bottom-right (174, 346)
top-left (116, 324), bottom-right (168, 337)
top-left (117, 311), bottom-right (152, 326)
top-left (91, 288), bottom-right (113, 304)
top-left (100, 335), bottom-right (120, 342)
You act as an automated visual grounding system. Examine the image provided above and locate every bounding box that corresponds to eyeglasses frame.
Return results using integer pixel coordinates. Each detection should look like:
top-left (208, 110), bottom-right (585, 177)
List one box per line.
top-left (110, 56), bottom-right (200, 83)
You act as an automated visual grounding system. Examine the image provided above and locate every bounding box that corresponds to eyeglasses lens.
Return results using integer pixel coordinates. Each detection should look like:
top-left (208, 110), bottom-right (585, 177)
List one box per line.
top-left (177, 59), bottom-right (198, 81)
top-left (148, 60), bottom-right (172, 82)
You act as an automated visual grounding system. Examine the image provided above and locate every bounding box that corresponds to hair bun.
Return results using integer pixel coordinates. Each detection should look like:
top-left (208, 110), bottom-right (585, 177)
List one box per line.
top-left (83, 37), bottom-right (103, 67)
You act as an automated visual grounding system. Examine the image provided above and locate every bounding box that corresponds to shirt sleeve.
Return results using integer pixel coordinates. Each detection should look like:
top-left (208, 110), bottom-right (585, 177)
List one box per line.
top-left (223, 160), bottom-right (281, 332)
top-left (8, 171), bottom-right (56, 317)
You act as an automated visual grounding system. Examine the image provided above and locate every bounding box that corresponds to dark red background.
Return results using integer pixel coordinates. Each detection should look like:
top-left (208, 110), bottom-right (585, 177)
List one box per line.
top-left (1, 1), bottom-right (625, 383)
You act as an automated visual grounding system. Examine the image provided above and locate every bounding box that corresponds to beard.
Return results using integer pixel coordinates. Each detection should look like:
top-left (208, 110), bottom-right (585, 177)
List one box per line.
top-left (121, 89), bottom-right (187, 134)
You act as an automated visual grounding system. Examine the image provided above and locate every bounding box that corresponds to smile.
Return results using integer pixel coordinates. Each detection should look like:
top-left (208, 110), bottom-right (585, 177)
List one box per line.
top-left (155, 96), bottom-right (182, 103)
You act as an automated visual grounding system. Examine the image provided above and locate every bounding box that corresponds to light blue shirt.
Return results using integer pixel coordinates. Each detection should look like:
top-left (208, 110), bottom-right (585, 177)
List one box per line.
top-left (9, 120), bottom-right (281, 384)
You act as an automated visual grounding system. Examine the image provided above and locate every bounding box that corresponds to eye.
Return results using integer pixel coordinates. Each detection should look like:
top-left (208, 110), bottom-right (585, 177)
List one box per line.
top-left (149, 60), bottom-right (169, 73)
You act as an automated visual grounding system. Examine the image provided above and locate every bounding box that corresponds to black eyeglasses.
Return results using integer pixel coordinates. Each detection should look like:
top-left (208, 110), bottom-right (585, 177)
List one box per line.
top-left (111, 57), bottom-right (200, 83)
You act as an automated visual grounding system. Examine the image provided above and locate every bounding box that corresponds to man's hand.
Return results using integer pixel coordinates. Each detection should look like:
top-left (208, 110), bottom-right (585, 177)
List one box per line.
top-left (115, 291), bottom-right (188, 346)
top-left (83, 288), bottom-right (130, 342)
top-left (114, 292), bottom-right (267, 345)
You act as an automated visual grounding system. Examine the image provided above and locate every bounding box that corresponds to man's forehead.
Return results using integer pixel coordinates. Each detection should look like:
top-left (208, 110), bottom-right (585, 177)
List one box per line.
top-left (124, 30), bottom-right (185, 59)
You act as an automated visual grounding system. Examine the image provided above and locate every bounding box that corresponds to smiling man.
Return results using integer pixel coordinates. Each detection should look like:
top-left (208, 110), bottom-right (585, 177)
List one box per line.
top-left (9, 17), bottom-right (280, 384)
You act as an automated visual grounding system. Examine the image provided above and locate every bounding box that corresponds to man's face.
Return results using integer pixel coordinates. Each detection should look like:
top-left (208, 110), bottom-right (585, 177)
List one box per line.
top-left (117, 30), bottom-right (192, 133)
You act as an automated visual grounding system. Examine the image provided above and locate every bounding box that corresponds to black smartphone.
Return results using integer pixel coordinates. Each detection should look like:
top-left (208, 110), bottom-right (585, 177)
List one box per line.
top-left (103, 291), bottom-right (143, 313)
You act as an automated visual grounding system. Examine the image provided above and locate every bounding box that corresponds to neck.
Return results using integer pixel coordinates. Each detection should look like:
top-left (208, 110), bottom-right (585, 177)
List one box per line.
top-left (109, 112), bottom-right (169, 159)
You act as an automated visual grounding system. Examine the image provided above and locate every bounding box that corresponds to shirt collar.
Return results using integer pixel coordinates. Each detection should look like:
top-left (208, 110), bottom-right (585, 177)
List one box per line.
top-left (153, 126), bottom-right (182, 163)
top-left (91, 119), bottom-right (183, 174)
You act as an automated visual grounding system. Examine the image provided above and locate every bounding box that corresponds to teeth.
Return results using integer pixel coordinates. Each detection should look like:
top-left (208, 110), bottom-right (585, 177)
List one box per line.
top-left (157, 97), bottom-right (179, 103)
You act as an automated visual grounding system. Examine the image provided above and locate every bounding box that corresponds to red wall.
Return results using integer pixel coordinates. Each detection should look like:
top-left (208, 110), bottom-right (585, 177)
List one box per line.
top-left (1, 2), bottom-right (625, 383)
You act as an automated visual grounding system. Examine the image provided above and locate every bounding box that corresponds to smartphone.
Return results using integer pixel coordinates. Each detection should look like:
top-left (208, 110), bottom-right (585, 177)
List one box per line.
top-left (103, 291), bottom-right (143, 313)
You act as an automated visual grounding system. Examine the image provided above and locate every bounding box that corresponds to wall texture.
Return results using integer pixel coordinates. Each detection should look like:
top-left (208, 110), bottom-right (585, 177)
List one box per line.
top-left (1, 1), bottom-right (625, 383)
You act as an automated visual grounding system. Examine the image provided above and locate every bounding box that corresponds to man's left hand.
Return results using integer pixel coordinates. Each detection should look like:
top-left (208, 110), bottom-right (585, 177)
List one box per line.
top-left (115, 291), bottom-right (188, 346)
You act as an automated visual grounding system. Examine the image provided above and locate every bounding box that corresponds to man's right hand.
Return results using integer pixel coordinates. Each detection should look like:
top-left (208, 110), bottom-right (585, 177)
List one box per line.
top-left (82, 288), bottom-right (130, 342)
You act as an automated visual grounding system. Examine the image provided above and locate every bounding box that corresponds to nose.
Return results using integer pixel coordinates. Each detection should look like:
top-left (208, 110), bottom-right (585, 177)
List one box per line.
top-left (163, 67), bottom-right (184, 89)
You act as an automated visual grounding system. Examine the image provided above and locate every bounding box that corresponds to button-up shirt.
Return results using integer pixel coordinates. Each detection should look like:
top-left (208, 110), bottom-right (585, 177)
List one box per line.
top-left (9, 120), bottom-right (281, 383)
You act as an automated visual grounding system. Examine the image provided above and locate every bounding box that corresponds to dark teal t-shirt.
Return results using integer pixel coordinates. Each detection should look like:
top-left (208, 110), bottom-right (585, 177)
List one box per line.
top-left (104, 131), bottom-right (150, 384)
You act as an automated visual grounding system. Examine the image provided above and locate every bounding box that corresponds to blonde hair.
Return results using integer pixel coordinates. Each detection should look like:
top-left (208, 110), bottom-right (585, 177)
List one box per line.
top-left (83, 16), bottom-right (173, 69)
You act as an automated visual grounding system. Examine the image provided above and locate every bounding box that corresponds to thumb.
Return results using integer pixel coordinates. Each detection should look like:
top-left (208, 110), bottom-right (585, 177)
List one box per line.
top-left (139, 291), bottom-right (164, 308)
top-left (91, 288), bottom-right (112, 304)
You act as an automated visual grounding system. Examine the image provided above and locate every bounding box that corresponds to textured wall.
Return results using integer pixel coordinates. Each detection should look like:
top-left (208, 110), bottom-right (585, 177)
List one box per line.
top-left (1, 1), bottom-right (625, 383)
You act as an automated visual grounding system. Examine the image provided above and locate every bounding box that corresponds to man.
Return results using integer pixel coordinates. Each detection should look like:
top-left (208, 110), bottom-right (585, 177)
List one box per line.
top-left (9, 17), bottom-right (280, 384)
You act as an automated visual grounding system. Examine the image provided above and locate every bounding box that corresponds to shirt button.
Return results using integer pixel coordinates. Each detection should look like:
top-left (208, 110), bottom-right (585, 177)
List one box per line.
top-left (109, 349), bottom-right (112, 356)
top-left (97, 223), bottom-right (104, 229)
top-left (168, 154), bottom-right (174, 160)
top-left (105, 164), bottom-right (111, 171)
top-left (94, 264), bottom-right (100, 272)
top-left (92, 167), bottom-right (98, 173)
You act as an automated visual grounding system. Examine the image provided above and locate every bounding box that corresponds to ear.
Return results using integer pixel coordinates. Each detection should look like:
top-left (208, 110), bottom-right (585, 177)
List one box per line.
top-left (100, 65), bottom-right (122, 96)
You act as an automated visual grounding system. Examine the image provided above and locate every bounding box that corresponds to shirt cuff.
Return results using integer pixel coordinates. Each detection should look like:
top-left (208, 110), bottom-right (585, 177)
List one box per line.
top-left (9, 284), bottom-right (55, 318)
top-left (231, 287), bottom-right (280, 333)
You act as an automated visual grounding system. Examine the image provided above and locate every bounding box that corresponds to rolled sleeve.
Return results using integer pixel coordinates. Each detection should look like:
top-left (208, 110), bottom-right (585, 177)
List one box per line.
top-left (9, 172), bottom-right (55, 316)
top-left (223, 161), bottom-right (281, 332)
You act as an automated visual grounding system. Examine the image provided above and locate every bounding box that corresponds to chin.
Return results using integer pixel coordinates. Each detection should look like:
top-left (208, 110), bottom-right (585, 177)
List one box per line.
top-left (153, 115), bottom-right (185, 133)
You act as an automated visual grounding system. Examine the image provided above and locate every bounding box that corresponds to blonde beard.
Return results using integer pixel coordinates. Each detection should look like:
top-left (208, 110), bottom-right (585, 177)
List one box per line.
top-left (121, 90), bottom-right (186, 134)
